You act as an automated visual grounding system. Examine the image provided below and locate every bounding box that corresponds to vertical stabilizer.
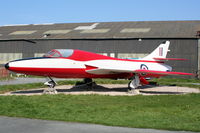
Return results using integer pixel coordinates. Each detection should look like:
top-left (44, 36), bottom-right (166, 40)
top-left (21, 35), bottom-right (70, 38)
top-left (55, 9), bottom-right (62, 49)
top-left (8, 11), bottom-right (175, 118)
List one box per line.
top-left (142, 41), bottom-right (170, 60)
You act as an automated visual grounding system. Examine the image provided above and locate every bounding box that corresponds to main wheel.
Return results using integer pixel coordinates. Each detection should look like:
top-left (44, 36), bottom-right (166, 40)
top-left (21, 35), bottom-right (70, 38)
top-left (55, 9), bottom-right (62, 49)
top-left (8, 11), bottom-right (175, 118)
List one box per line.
top-left (84, 78), bottom-right (94, 90)
top-left (84, 78), bottom-right (92, 83)
top-left (128, 81), bottom-right (134, 91)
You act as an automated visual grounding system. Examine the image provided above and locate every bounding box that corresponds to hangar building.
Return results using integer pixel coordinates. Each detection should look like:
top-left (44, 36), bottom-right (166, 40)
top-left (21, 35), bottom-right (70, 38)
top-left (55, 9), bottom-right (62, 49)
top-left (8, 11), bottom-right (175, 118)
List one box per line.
top-left (0, 20), bottom-right (200, 77)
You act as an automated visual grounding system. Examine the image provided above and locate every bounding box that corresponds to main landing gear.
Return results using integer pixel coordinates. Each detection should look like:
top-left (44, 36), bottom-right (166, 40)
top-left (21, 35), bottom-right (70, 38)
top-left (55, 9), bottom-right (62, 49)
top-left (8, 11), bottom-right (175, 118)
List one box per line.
top-left (76, 78), bottom-right (95, 90)
top-left (84, 78), bottom-right (95, 90)
top-left (128, 74), bottom-right (141, 94)
top-left (43, 77), bottom-right (57, 94)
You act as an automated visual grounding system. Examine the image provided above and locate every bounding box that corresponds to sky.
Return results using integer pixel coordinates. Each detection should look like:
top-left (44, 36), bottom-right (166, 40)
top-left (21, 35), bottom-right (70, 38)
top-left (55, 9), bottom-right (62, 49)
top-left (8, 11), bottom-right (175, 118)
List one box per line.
top-left (0, 0), bottom-right (199, 26)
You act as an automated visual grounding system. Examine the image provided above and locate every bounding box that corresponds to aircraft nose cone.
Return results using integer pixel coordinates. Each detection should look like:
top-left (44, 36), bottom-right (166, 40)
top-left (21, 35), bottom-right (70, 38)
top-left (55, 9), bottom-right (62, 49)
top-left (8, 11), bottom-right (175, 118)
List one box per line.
top-left (5, 63), bottom-right (9, 70)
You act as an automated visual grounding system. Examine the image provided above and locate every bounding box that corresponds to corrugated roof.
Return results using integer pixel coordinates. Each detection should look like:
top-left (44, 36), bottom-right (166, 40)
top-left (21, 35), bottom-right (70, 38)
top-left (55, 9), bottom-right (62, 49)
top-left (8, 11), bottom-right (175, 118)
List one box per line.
top-left (0, 20), bottom-right (200, 40)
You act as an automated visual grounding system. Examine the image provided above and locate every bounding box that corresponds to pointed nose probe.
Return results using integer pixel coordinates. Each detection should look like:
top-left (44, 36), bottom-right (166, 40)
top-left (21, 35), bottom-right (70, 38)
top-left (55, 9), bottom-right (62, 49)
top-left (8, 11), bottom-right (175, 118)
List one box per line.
top-left (5, 63), bottom-right (9, 70)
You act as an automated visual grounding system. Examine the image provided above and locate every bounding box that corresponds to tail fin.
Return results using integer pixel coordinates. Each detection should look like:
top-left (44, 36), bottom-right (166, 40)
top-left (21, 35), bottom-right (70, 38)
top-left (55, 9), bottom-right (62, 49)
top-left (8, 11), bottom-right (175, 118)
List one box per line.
top-left (142, 41), bottom-right (170, 60)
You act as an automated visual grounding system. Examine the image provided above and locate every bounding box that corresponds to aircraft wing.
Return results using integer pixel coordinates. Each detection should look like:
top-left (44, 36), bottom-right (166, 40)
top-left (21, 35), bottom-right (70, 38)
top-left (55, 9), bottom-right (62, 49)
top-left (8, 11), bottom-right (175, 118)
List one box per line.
top-left (85, 65), bottom-right (195, 76)
top-left (86, 67), bottom-right (132, 75)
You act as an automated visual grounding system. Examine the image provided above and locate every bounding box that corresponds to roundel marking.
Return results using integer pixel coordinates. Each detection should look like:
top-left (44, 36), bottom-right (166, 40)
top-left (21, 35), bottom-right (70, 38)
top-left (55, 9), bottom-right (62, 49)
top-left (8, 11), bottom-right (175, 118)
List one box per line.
top-left (140, 64), bottom-right (148, 70)
top-left (140, 64), bottom-right (148, 76)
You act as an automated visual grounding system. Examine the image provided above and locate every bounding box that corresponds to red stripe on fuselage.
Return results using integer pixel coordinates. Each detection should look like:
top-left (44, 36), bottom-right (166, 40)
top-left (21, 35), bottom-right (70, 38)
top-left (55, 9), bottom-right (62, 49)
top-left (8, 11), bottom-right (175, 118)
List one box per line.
top-left (8, 67), bottom-right (133, 79)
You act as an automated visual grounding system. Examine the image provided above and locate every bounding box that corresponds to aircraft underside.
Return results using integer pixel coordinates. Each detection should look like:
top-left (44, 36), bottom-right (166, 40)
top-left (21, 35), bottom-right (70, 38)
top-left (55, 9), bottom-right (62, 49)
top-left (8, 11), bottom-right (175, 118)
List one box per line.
top-left (9, 67), bottom-right (134, 79)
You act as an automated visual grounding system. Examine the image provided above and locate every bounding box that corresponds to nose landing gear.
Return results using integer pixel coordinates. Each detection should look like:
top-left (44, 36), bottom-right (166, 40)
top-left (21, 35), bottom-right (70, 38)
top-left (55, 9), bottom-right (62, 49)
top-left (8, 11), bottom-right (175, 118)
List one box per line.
top-left (43, 77), bottom-right (57, 94)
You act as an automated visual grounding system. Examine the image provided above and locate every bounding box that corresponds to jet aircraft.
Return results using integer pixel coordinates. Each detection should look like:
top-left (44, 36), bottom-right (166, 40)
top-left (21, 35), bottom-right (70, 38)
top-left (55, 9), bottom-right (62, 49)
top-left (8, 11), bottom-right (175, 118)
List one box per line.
top-left (5, 41), bottom-right (194, 93)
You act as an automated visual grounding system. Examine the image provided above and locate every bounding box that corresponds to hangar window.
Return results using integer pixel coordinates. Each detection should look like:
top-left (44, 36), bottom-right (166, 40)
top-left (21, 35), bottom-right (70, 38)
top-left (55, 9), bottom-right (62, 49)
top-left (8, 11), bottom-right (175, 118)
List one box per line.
top-left (118, 53), bottom-right (148, 59)
top-left (43, 49), bottom-right (74, 58)
top-left (34, 53), bottom-right (45, 57)
top-left (0, 53), bottom-right (22, 64)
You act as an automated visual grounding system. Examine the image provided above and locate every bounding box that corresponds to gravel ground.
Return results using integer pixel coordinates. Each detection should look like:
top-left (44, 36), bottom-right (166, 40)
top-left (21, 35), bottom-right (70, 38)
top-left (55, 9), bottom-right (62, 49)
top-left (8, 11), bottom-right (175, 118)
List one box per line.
top-left (1, 84), bottom-right (200, 96)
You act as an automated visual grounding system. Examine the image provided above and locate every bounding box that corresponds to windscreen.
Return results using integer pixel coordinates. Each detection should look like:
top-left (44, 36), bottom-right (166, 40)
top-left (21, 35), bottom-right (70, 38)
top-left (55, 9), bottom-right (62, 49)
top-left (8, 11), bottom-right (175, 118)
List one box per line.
top-left (43, 49), bottom-right (74, 57)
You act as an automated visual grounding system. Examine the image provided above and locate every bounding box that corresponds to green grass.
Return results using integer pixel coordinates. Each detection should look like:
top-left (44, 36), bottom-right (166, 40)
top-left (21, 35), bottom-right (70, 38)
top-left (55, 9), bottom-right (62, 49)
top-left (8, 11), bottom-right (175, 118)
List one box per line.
top-left (0, 94), bottom-right (199, 131)
top-left (0, 83), bottom-right (45, 94)
top-left (0, 78), bottom-right (200, 131)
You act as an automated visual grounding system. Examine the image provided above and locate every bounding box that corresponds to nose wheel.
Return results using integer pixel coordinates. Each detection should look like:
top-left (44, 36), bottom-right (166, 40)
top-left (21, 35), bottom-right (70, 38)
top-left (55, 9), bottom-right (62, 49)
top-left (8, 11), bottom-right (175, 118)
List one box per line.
top-left (43, 77), bottom-right (57, 94)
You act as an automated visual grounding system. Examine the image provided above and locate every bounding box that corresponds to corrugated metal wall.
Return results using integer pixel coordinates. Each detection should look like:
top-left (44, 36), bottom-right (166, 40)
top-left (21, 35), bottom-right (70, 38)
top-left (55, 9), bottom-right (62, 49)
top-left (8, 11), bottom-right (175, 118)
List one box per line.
top-left (0, 39), bottom-right (198, 74)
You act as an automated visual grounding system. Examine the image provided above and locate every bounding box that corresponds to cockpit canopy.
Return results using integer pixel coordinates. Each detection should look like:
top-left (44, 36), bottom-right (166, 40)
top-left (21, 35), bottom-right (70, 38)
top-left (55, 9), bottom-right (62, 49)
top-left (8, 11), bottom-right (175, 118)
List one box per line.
top-left (43, 49), bottom-right (74, 58)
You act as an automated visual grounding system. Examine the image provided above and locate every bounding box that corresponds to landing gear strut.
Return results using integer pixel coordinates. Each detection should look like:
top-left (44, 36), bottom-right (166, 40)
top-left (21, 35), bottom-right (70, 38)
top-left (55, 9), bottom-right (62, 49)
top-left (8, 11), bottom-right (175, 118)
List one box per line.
top-left (84, 78), bottom-right (95, 90)
top-left (128, 74), bottom-right (141, 94)
top-left (43, 77), bottom-right (57, 94)
top-left (75, 78), bottom-right (95, 90)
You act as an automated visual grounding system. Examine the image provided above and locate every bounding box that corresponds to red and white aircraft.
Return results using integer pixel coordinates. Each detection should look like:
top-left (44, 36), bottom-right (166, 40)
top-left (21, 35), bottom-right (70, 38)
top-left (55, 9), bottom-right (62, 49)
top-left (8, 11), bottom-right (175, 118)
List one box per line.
top-left (5, 41), bottom-right (194, 92)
